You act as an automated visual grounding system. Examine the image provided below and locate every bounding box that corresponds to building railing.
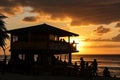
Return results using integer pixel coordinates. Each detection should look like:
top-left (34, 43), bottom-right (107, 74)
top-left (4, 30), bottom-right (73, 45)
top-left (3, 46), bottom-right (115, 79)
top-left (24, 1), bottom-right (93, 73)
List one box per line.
top-left (49, 41), bottom-right (77, 52)
top-left (11, 41), bottom-right (78, 52)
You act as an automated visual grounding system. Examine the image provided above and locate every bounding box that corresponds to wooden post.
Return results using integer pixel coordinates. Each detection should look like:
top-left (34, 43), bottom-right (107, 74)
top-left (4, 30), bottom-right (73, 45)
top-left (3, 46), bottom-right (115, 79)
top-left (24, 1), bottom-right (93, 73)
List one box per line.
top-left (68, 36), bottom-right (70, 43)
top-left (10, 34), bottom-right (13, 48)
top-left (68, 36), bottom-right (72, 64)
top-left (10, 34), bottom-right (14, 61)
top-left (68, 52), bottom-right (72, 64)
top-left (28, 31), bottom-right (31, 41)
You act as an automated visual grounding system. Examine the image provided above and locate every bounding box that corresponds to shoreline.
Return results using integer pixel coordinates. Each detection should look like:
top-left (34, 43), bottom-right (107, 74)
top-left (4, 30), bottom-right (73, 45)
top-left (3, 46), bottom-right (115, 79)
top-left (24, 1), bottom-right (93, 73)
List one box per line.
top-left (0, 55), bottom-right (120, 78)
top-left (0, 73), bottom-right (120, 80)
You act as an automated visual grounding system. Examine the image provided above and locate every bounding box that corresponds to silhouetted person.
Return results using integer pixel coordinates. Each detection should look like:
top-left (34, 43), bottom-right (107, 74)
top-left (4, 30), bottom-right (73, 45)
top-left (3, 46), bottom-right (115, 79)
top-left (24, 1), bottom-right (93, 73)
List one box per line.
top-left (84, 62), bottom-right (89, 78)
top-left (85, 62), bottom-right (93, 79)
top-left (91, 59), bottom-right (98, 76)
top-left (71, 40), bottom-right (76, 47)
top-left (80, 57), bottom-right (85, 70)
top-left (62, 39), bottom-right (66, 42)
top-left (86, 62), bottom-right (89, 68)
top-left (73, 62), bottom-right (79, 76)
top-left (114, 75), bottom-right (116, 78)
top-left (72, 40), bottom-right (75, 44)
top-left (60, 39), bottom-right (66, 43)
top-left (79, 57), bottom-right (85, 77)
top-left (51, 55), bottom-right (57, 65)
top-left (103, 67), bottom-right (111, 77)
top-left (60, 39), bottom-right (62, 42)
top-left (88, 65), bottom-right (93, 80)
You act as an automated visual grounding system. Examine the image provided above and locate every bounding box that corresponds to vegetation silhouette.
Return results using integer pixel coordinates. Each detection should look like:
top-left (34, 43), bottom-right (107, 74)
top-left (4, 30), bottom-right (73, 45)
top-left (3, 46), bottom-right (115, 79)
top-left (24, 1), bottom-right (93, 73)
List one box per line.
top-left (0, 14), bottom-right (9, 57)
top-left (0, 14), bottom-right (9, 74)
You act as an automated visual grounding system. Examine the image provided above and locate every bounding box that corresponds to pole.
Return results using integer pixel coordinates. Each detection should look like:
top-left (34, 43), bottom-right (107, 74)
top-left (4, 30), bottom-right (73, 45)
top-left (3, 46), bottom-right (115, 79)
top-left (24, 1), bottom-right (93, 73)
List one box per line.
top-left (68, 36), bottom-right (72, 64)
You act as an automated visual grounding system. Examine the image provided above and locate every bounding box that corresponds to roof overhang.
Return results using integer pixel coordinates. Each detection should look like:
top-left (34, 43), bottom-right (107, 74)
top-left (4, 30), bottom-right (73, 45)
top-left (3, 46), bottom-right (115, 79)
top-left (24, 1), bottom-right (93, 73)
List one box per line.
top-left (7, 24), bottom-right (79, 37)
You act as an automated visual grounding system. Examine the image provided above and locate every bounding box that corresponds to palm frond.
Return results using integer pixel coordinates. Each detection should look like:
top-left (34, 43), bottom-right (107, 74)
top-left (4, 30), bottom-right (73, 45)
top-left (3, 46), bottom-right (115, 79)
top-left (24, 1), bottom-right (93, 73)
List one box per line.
top-left (0, 14), bottom-right (9, 55)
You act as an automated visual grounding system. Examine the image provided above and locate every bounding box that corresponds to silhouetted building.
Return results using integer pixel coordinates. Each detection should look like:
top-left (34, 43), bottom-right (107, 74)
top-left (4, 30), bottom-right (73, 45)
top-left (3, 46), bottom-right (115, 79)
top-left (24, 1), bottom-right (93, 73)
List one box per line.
top-left (7, 24), bottom-right (79, 66)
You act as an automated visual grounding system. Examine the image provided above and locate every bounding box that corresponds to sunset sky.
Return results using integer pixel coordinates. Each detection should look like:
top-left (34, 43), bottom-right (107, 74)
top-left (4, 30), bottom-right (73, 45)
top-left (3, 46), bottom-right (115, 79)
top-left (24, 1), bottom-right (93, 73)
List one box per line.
top-left (0, 0), bottom-right (120, 55)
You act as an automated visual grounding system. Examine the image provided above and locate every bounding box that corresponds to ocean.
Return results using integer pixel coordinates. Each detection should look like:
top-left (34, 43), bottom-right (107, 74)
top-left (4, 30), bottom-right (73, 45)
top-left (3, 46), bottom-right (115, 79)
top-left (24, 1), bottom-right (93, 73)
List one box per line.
top-left (0, 54), bottom-right (120, 78)
top-left (71, 54), bottom-right (120, 77)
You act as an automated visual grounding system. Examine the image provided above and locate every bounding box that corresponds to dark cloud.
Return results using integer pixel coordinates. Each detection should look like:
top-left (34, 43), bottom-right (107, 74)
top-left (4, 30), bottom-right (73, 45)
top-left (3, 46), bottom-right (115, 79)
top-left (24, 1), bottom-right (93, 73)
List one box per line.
top-left (0, 6), bottom-right (23, 15)
top-left (1, 0), bottom-right (120, 25)
top-left (22, 16), bottom-right (39, 22)
top-left (0, 0), bottom-right (23, 15)
top-left (112, 34), bottom-right (120, 41)
top-left (93, 26), bottom-right (110, 35)
top-left (115, 23), bottom-right (120, 28)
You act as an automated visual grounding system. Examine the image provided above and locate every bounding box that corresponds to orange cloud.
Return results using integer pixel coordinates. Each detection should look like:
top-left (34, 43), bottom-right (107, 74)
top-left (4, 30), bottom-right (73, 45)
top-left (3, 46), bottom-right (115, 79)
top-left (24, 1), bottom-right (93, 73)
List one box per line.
top-left (115, 23), bottom-right (120, 28)
top-left (112, 34), bottom-right (120, 41)
top-left (0, 6), bottom-right (23, 16)
top-left (1, 0), bottom-right (120, 25)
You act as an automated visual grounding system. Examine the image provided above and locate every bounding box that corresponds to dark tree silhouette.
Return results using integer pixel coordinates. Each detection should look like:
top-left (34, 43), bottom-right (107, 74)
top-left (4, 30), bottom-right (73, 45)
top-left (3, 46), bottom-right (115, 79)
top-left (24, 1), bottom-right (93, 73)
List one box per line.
top-left (0, 14), bottom-right (9, 57)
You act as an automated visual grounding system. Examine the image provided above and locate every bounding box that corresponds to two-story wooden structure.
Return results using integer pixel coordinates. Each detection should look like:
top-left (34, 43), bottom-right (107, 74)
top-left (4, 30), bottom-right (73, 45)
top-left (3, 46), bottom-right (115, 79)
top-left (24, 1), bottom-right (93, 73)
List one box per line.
top-left (7, 24), bottom-right (79, 66)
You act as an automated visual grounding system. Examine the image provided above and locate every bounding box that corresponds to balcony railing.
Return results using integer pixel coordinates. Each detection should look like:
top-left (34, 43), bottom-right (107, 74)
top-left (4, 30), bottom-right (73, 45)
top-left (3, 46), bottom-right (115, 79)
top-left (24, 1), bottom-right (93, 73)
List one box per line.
top-left (49, 41), bottom-right (77, 52)
top-left (11, 41), bottom-right (78, 52)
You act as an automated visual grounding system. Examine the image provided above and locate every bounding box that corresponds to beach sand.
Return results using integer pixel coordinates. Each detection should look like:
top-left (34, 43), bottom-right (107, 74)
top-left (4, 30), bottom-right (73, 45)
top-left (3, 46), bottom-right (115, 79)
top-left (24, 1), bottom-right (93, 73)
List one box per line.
top-left (0, 73), bottom-right (120, 80)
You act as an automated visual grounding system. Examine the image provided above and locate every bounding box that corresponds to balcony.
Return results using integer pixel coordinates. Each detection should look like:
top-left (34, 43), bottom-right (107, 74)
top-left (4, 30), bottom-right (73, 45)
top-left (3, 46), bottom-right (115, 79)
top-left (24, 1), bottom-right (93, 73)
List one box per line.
top-left (49, 41), bottom-right (78, 53)
top-left (11, 41), bottom-right (78, 53)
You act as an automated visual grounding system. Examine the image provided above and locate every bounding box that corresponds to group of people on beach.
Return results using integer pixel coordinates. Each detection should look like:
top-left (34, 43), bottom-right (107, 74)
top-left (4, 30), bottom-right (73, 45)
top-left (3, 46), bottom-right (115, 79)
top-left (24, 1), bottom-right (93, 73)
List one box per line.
top-left (77, 57), bottom-right (98, 78)
top-left (0, 55), bottom-right (113, 79)
top-left (73, 57), bottom-right (111, 78)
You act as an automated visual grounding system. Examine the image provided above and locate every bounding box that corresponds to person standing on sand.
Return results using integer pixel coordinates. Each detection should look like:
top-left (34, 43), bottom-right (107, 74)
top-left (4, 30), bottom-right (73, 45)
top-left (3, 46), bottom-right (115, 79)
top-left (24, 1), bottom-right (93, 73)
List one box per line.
top-left (73, 62), bottom-right (79, 76)
top-left (80, 57), bottom-right (85, 70)
top-left (79, 57), bottom-right (86, 77)
top-left (91, 59), bottom-right (98, 76)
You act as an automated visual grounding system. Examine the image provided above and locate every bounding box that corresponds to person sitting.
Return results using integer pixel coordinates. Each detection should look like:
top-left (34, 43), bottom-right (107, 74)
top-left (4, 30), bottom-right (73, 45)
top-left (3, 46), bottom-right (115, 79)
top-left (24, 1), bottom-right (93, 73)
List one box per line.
top-left (103, 67), bottom-right (111, 77)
